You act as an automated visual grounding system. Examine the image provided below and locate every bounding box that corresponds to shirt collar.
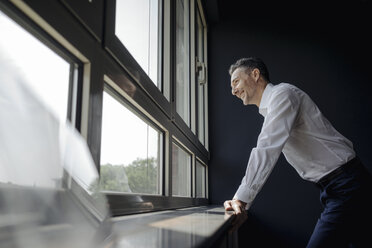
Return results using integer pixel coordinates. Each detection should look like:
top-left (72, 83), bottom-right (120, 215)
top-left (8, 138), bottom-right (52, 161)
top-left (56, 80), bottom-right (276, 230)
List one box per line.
top-left (259, 83), bottom-right (274, 117)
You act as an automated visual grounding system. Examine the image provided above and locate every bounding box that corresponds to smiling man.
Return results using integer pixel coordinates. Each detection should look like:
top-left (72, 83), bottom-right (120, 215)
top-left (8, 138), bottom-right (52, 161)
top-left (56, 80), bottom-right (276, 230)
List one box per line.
top-left (224, 57), bottom-right (372, 247)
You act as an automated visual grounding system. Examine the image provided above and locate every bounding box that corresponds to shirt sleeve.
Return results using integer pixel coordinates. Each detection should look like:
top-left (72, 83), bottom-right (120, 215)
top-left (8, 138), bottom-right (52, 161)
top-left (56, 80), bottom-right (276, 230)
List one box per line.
top-left (233, 88), bottom-right (300, 209)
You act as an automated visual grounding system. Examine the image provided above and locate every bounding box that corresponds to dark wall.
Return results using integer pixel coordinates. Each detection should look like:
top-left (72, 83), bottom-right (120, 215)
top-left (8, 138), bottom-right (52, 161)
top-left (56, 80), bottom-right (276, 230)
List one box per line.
top-left (207, 1), bottom-right (372, 246)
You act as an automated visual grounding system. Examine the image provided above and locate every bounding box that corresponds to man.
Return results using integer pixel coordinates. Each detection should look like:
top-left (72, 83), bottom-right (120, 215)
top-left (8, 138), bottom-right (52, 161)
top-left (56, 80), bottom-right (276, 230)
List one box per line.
top-left (224, 57), bottom-right (372, 247)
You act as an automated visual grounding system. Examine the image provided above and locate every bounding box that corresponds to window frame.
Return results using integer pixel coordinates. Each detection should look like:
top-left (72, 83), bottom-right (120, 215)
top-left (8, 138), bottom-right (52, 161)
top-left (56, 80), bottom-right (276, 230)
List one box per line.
top-left (171, 0), bottom-right (208, 157)
top-left (104, 0), bottom-right (171, 118)
top-left (102, 57), bottom-right (208, 215)
top-left (100, 83), bottom-right (165, 196)
top-left (171, 138), bottom-right (193, 197)
top-left (2, 0), bottom-right (210, 216)
top-left (194, 0), bottom-right (209, 150)
top-left (195, 157), bottom-right (207, 199)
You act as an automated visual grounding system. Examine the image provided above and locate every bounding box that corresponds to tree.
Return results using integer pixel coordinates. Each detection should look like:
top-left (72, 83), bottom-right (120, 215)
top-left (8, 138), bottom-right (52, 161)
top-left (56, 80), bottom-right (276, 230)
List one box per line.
top-left (99, 163), bottom-right (131, 192)
top-left (96, 157), bottom-right (158, 194)
top-left (124, 157), bottom-right (158, 194)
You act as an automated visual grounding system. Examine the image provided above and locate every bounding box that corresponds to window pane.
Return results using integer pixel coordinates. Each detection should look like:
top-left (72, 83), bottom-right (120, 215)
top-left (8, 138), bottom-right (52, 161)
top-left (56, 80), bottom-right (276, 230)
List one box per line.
top-left (197, 84), bottom-right (205, 144)
top-left (115, 0), bottom-right (160, 87)
top-left (172, 142), bottom-right (191, 197)
top-left (0, 11), bottom-right (73, 190)
top-left (195, 160), bottom-right (205, 198)
top-left (0, 11), bottom-right (70, 121)
top-left (196, 8), bottom-right (205, 144)
top-left (175, 0), bottom-right (190, 126)
top-left (100, 91), bottom-right (161, 195)
top-left (196, 8), bottom-right (204, 68)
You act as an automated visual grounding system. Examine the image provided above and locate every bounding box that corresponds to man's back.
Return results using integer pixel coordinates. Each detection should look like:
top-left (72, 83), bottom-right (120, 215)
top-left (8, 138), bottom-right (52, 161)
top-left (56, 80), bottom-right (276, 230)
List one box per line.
top-left (259, 83), bottom-right (355, 182)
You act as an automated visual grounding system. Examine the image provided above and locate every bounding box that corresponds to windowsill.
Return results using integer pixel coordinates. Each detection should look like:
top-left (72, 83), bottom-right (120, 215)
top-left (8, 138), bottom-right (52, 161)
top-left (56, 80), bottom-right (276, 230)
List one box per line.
top-left (111, 205), bottom-right (236, 247)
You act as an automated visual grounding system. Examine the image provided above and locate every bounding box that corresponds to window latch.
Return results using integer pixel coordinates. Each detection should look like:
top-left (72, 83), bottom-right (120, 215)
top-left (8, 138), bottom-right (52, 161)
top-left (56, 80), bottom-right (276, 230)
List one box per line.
top-left (196, 59), bottom-right (206, 85)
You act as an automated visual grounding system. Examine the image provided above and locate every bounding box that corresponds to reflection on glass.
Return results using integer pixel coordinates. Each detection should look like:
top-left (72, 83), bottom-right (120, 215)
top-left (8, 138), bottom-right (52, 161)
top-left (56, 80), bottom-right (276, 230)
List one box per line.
top-left (0, 35), bottom-right (114, 247)
top-left (0, 11), bottom-right (70, 121)
top-left (100, 90), bottom-right (161, 195)
top-left (172, 142), bottom-right (191, 197)
top-left (0, 11), bottom-right (70, 188)
top-left (115, 0), bottom-right (160, 87)
top-left (195, 160), bottom-right (206, 198)
top-left (175, 0), bottom-right (190, 126)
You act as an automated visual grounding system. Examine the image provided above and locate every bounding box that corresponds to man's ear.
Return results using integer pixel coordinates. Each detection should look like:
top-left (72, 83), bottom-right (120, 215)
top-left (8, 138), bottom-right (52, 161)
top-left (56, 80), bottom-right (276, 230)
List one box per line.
top-left (252, 68), bottom-right (260, 82)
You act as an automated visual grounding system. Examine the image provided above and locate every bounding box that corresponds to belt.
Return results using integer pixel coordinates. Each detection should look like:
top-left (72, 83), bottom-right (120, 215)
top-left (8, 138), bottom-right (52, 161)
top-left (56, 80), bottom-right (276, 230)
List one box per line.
top-left (316, 157), bottom-right (359, 189)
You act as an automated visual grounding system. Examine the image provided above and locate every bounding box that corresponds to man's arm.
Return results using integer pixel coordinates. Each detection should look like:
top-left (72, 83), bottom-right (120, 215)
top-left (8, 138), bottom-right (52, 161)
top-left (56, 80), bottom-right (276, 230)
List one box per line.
top-left (224, 88), bottom-right (300, 228)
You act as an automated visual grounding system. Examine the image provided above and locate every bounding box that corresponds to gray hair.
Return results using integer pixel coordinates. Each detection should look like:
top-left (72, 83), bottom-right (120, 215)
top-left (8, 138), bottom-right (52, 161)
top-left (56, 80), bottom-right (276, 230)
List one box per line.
top-left (229, 57), bottom-right (270, 82)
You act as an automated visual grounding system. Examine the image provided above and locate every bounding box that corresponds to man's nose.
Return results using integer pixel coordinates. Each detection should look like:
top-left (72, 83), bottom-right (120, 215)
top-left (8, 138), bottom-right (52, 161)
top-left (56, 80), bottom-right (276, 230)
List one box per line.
top-left (232, 87), bottom-right (238, 96)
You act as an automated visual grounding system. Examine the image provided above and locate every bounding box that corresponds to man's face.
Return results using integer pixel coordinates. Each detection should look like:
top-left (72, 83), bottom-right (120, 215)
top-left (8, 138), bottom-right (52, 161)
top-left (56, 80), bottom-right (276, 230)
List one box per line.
top-left (230, 67), bottom-right (257, 105)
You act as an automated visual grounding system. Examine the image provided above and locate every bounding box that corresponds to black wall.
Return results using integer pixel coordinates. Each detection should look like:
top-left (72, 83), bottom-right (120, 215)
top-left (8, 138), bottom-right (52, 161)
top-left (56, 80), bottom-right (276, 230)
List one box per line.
top-left (207, 1), bottom-right (372, 247)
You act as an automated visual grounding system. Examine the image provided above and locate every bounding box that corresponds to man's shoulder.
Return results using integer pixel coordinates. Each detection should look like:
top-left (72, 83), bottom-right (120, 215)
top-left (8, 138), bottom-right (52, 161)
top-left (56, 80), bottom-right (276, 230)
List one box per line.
top-left (271, 83), bottom-right (300, 97)
top-left (267, 83), bottom-right (303, 107)
top-left (273, 82), bottom-right (298, 91)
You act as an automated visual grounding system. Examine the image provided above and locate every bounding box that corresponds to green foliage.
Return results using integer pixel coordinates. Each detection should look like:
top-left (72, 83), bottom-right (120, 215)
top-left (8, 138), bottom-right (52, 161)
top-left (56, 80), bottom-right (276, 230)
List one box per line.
top-left (99, 163), bottom-right (131, 192)
top-left (98, 157), bottom-right (158, 194)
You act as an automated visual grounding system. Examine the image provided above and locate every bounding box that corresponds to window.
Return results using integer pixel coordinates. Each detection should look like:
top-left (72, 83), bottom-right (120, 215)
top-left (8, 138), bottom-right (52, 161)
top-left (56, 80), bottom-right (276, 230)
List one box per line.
top-left (103, 0), bottom-right (210, 211)
top-left (195, 3), bottom-right (208, 147)
top-left (0, 10), bottom-right (71, 122)
top-left (175, 0), bottom-right (190, 126)
top-left (100, 88), bottom-right (162, 195)
top-left (195, 159), bottom-right (206, 198)
top-left (172, 142), bottom-right (191, 197)
top-left (2, 0), bottom-right (210, 215)
top-left (115, 0), bottom-right (161, 88)
top-left (0, 9), bottom-right (81, 189)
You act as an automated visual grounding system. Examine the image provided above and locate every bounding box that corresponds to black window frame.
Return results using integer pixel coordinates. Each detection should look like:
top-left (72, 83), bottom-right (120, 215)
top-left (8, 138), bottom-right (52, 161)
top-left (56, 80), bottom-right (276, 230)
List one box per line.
top-left (1, 0), bottom-right (210, 216)
top-left (102, 56), bottom-right (208, 215)
top-left (104, 0), bottom-right (171, 119)
top-left (100, 82), bottom-right (166, 196)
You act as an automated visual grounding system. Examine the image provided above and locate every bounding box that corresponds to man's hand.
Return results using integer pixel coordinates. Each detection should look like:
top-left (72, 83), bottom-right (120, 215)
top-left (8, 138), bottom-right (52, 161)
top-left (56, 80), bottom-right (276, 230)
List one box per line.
top-left (224, 199), bottom-right (247, 232)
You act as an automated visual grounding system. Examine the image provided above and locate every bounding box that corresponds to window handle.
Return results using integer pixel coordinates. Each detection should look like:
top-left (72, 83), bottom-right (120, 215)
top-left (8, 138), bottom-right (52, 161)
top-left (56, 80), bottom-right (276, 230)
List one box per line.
top-left (196, 60), bottom-right (206, 85)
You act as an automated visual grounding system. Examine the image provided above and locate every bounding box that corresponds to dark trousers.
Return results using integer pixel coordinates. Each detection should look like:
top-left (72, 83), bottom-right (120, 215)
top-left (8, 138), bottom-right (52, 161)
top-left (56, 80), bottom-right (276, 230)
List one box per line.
top-left (307, 157), bottom-right (372, 247)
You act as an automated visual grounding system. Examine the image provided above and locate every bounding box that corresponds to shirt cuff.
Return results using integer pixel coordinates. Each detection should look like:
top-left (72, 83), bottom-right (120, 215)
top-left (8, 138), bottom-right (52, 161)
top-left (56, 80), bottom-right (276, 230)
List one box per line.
top-left (233, 184), bottom-right (256, 210)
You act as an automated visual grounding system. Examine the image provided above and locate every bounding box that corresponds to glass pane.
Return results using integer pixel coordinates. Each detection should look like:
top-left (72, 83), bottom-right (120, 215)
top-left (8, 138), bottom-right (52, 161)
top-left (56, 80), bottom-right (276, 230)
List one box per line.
top-left (175, 0), bottom-right (190, 126)
top-left (197, 84), bottom-right (205, 144)
top-left (115, 0), bottom-right (160, 87)
top-left (0, 11), bottom-right (70, 121)
top-left (195, 160), bottom-right (205, 198)
top-left (196, 8), bottom-right (204, 68)
top-left (172, 143), bottom-right (191, 197)
top-left (0, 64), bottom-right (113, 247)
top-left (196, 8), bottom-right (205, 144)
top-left (100, 91), bottom-right (161, 195)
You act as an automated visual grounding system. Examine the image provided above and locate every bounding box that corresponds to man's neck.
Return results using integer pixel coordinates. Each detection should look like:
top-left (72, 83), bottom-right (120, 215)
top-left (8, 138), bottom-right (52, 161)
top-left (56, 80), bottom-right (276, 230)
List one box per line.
top-left (254, 81), bottom-right (268, 107)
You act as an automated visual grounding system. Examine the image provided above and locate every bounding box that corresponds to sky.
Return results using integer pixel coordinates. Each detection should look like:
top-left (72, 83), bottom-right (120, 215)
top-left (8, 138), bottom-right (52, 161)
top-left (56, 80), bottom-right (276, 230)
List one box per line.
top-left (100, 91), bottom-right (160, 166)
top-left (0, 11), bottom-right (69, 121)
top-left (115, 0), bottom-right (158, 85)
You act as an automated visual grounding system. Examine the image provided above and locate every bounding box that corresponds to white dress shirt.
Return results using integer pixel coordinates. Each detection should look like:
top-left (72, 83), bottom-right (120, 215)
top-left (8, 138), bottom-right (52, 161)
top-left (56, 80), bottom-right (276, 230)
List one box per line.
top-left (234, 83), bottom-right (355, 209)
